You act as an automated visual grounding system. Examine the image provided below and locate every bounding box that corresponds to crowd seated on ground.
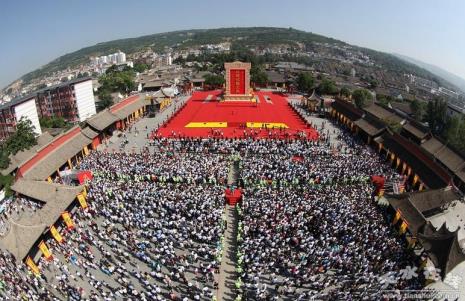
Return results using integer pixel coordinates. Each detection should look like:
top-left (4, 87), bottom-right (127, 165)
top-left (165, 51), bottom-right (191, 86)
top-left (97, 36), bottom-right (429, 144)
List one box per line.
top-left (0, 120), bottom-right (424, 300)
top-left (0, 144), bottom-right (231, 300)
top-left (237, 127), bottom-right (422, 300)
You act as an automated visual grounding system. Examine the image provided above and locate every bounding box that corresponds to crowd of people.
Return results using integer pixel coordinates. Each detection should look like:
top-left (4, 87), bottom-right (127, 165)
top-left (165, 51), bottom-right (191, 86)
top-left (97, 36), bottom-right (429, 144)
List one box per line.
top-left (0, 143), bottom-right (232, 300)
top-left (0, 112), bottom-right (428, 300)
top-left (237, 128), bottom-right (423, 300)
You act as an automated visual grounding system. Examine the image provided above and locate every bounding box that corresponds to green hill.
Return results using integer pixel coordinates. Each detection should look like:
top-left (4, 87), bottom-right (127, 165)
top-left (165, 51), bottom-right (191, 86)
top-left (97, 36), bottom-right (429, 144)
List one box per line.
top-left (19, 27), bottom-right (345, 83)
top-left (18, 27), bottom-right (453, 90)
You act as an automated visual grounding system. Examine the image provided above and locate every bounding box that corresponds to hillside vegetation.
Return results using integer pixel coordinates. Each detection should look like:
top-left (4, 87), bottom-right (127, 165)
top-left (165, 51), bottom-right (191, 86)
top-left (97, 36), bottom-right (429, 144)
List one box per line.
top-left (20, 27), bottom-right (448, 88)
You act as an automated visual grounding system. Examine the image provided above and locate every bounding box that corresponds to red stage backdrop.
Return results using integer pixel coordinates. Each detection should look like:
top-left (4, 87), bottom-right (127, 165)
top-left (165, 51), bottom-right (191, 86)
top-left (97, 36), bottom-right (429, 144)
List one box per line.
top-left (229, 69), bottom-right (245, 94)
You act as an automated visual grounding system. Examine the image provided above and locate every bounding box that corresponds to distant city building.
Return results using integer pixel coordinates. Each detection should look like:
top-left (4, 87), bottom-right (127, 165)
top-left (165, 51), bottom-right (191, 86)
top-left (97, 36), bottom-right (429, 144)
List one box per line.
top-left (0, 96), bottom-right (42, 140)
top-left (91, 51), bottom-right (126, 66)
top-left (0, 78), bottom-right (96, 141)
top-left (406, 74), bottom-right (439, 90)
top-left (35, 78), bottom-right (96, 122)
top-left (117, 51), bottom-right (126, 64)
top-left (153, 53), bottom-right (173, 67)
top-left (436, 87), bottom-right (460, 100)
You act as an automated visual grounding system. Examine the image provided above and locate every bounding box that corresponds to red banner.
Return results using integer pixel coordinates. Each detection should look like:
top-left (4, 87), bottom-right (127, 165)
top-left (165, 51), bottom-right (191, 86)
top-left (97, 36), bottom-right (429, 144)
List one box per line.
top-left (77, 171), bottom-right (93, 184)
top-left (230, 69), bottom-right (245, 94)
top-left (92, 136), bottom-right (101, 149)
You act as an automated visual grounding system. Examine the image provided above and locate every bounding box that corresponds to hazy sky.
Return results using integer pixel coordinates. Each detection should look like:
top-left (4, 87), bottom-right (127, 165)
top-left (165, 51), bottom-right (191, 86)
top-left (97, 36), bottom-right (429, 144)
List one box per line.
top-left (1, 0), bottom-right (464, 89)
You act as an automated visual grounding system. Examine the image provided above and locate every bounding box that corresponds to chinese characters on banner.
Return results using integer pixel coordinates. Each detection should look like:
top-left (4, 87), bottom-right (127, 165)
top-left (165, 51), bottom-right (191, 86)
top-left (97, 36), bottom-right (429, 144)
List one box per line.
top-left (50, 225), bottom-right (63, 243)
top-left (38, 241), bottom-right (53, 261)
top-left (229, 69), bottom-right (245, 94)
top-left (26, 256), bottom-right (40, 275)
top-left (77, 193), bottom-right (88, 209)
top-left (61, 211), bottom-right (74, 230)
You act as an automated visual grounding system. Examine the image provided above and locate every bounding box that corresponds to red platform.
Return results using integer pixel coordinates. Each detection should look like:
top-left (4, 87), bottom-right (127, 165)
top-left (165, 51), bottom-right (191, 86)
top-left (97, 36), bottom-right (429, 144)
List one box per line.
top-left (156, 90), bottom-right (318, 140)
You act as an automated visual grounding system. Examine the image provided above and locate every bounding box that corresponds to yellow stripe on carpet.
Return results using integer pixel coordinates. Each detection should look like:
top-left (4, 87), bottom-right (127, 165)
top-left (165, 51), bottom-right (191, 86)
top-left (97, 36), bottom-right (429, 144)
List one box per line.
top-left (185, 122), bottom-right (228, 128)
top-left (246, 122), bottom-right (288, 128)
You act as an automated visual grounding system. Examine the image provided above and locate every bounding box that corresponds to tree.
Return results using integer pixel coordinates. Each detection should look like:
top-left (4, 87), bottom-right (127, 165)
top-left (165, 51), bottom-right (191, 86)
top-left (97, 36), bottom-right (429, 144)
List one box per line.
top-left (444, 115), bottom-right (461, 146)
top-left (4, 117), bottom-right (37, 155)
top-left (39, 116), bottom-right (67, 128)
top-left (98, 67), bottom-right (136, 95)
top-left (203, 74), bottom-right (225, 88)
top-left (340, 87), bottom-right (351, 98)
top-left (443, 116), bottom-right (465, 154)
top-left (77, 72), bottom-right (89, 78)
top-left (352, 89), bottom-right (372, 108)
top-left (410, 98), bottom-right (423, 121)
top-left (0, 148), bottom-right (10, 170)
top-left (296, 73), bottom-right (314, 93)
top-left (250, 65), bottom-right (269, 86)
top-left (454, 119), bottom-right (465, 153)
top-left (173, 56), bottom-right (186, 65)
top-left (369, 79), bottom-right (379, 89)
top-left (133, 63), bottom-right (149, 73)
top-left (385, 118), bottom-right (402, 133)
top-left (425, 97), bottom-right (448, 135)
top-left (317, 79), bottom-right (338, 95)
top-left (0, 117), bottom-right (38, 170)
top-left (376, 95), bottom-right (390, 106)
top-left (0, 174), bottom-right (14, 197)
top-left (97, 92), bottom-right (114, 111)
top-left (105, 64), bottom-right (119, 74)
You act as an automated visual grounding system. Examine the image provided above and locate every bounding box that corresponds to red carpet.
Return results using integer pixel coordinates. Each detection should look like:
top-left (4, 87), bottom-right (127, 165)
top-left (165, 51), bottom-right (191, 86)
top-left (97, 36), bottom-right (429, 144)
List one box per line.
top-left (156, 90), bottom-right (318, 140)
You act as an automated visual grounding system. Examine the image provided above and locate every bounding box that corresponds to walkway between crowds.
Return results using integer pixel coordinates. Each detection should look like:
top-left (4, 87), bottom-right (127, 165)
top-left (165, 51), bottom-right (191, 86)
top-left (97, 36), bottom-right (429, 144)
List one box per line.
top-left (217, 205), bottom-right (239, 301)
top-left (217, 159), bottom-right (240, 300)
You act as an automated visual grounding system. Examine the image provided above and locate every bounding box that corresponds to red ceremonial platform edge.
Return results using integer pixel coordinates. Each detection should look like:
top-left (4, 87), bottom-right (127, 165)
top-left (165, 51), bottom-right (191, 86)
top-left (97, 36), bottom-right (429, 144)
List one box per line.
top-left (155, 90), bottom-right (319, 140)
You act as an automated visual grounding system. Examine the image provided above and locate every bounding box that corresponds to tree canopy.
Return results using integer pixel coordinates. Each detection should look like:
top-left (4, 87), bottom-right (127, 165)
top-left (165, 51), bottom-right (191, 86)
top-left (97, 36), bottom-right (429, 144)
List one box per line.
top-left (203, 74), bottom-right (225, 88)
top-left (39, 116), bottom-right (67, 128)
top-left (317, 78), bottom-right (338, 95)
top-left (0, 117), bottom-right (38, 170)
top-left (250, 65), bottom-right (269, 86)
top-left (296, 73), bottom-right (314, 93)
top-left (97, 65), bottom-right (136, 101)
top-left (0, 174), bottom-right (14, 197)
top-left (425, 97), bottom-right (448, 135)
top-left (409, 98), bottom-right (424, 121)
top-left (5, 117), bottom-right (38, 155)
top-left (444, 116), bottom-right (465, 154)
top-left (352, 89), bottom-right (372, 108)
top-left (97, 92), bottom-right (114, 111)
top-left (340, 87), bottom-right (351, 98)
top-left (133, 63), bottom-right (149, 73)
top-left (384, 118), bottom-right (402, 133)
top-left (420, 97), bottom-right (465, 156)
